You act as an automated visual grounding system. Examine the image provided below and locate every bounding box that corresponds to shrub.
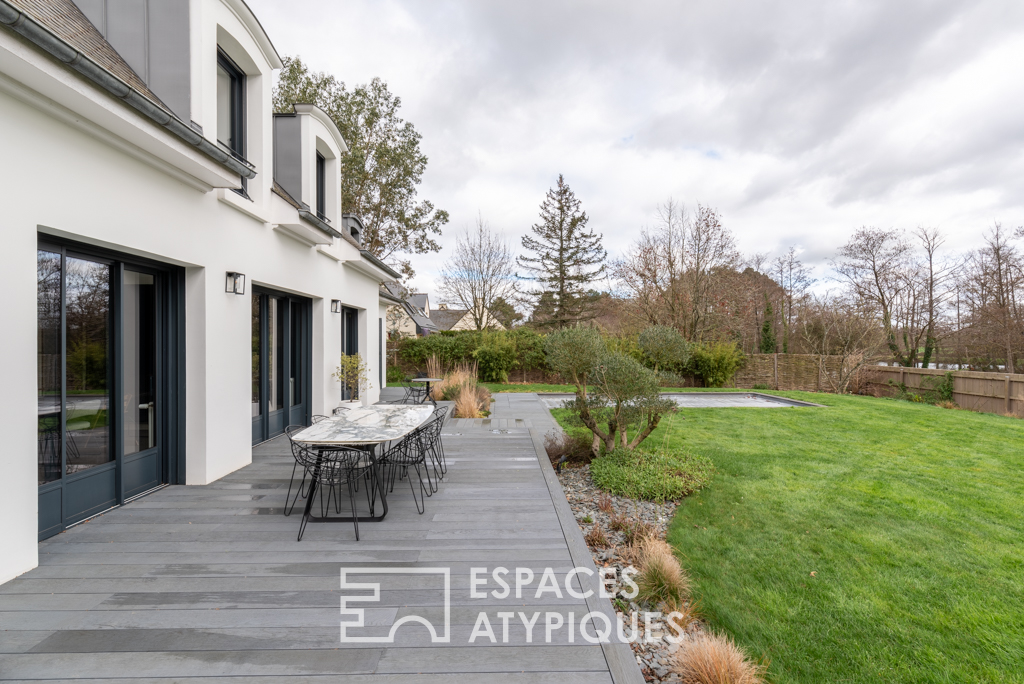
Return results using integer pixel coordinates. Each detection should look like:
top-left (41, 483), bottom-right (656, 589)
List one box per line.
top-left (333, 353), bottom-right (372, 400)
top-left (386, 365), bottom-right (405, 384)
top-left (604, 333), bottom-right (645, 363)
top-left (591, 448), bottom-right (714, 502)
top-left (544, 430), bottom-right (594, 465)
top-left (509, 328), bottom-right (548, 374)
top-left (673, 632), bottom-right (766, 684)
top-left (639, 325), bottom-right (691, 373)
top-left (474, 339), bottom-right (515, 383)
top-left (636, 537), bottom-right (690, 608)
top-left (751, 383), bottom-right (769, 390)
top-left (689, 342), bottom-right (744, 387)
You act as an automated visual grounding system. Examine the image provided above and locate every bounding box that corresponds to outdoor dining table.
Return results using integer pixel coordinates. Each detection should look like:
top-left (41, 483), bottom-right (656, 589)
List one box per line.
top-left (290, 404), bottom-right (434, 526)
top-left (410, 377), bottom-right (443, 403)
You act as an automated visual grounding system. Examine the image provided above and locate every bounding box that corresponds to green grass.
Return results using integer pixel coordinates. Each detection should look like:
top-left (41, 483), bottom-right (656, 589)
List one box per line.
top-left (553, 392), bottom-right (1024, 683)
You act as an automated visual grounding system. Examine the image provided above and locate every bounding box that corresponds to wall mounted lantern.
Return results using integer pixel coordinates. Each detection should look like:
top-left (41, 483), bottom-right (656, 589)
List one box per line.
top-left (225, 272), bottom-right (246, 295)
top-left (331, 300), bottom-right (342, 314)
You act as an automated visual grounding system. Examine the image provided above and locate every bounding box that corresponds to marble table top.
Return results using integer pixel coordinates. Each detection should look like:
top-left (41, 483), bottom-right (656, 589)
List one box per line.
top-left (411, 378), bottom-right (443, 383)
top-left (292, 405), bottom-right (434, 445)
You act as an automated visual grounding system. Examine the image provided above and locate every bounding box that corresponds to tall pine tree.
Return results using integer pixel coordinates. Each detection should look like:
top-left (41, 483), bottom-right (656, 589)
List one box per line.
top-left (518, 175), bottom-right (606, 328)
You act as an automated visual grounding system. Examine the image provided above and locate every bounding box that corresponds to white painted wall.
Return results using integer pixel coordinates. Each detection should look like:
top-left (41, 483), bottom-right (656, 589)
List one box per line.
top-left (0, 0), bottom-right (389, 583)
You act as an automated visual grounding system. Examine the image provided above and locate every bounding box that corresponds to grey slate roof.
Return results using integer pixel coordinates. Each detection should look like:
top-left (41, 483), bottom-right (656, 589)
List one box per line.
top-left (381, 282), bottom-right (438, 332)
top-left (428, 308), bottom-right (468, 331)
top-left (8, 0), bottom-right (165, 107)
top-left (409, 293), bottom-right (428, 311)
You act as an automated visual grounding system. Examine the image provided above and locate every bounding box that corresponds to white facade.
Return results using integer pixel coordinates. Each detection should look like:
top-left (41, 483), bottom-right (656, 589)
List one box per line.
top-left (0, 0), bottom-right (393, 583)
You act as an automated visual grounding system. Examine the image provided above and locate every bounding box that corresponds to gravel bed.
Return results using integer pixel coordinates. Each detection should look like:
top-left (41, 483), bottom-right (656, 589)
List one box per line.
top-left (557, 462), bottom-right (704, 683)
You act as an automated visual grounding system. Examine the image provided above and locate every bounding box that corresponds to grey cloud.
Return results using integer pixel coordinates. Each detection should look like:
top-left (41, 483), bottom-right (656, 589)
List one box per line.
top-left (248, 0), bottom-right (1024, 281)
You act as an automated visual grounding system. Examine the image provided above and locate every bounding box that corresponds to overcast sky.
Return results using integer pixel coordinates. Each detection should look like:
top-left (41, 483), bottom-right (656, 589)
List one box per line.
top-left (247, 0), bottom-right (1024, 296)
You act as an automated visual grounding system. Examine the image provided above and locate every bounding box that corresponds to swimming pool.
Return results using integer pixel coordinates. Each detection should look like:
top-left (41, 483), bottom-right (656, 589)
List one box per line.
top-left (539, 392), bottom-right (823, 409)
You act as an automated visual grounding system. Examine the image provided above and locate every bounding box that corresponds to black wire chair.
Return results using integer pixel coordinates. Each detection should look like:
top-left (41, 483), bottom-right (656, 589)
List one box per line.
top-left (398, 373), bottom-right (431, 404)
top-left (283, 416), bottom-right (330, 516)
top-left (379, 425), bottom-right (434, 514)
top-left (424, 405), bottom-right (449, 479)
top-left (286, 427), bottom-right (377, 541)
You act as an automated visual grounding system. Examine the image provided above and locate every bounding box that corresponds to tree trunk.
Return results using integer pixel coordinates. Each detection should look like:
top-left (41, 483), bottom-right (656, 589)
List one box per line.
top-left (627, 414), bottom-right (662, 450)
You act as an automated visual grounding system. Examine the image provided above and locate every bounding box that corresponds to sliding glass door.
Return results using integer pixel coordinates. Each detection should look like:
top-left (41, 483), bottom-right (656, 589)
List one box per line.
top-left (37, 241), bottom-right (181, 540)
top-left (251, 290), bottom-right (310, 444)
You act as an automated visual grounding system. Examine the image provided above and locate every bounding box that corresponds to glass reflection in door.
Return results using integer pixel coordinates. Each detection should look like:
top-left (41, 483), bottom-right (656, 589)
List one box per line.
top-left (252, 294), bottom-right (261, 418)
top-left (64, 257), bottom-right (112, 475)
top-left (37, 249), bottom-right (62, 485)
top-left (123, 271), bottom-right (157, 454)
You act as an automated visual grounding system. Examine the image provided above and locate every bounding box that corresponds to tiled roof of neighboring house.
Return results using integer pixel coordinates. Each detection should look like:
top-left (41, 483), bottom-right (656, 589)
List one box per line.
top-left (381, 282), bottom-right (438, 332)
top-left (7, 0), bottom-right (166, 107)
top-left (409, 293), bottom-right (428, 311)
top-left (409, 311), bottom-right (437, 332)
top-left (428, 309), bottom-right (467, 331)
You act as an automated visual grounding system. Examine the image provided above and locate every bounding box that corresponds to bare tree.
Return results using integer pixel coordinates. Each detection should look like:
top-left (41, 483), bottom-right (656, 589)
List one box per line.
top-left (438, 217), bottom-right (519, 330)
top-left (800, 292), bottom-right (883, 392)
top-left (613, 199), bottom-right (739, 340)
top-left (958, 223), bottom-right (1024, 372)
top-left (832, 227), bottom-right (930, 366)
top-left (914, 227), bottom-right (956, 368)
top-left (772, 247), bottom-right (814, 353)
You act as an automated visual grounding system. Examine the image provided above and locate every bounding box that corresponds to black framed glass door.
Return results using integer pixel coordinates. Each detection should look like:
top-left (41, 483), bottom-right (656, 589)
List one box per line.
top-left (37, 241), bottom-right (182, 540)
top-left (341, 306), bottom-right (359, 401)
top-left (251, 290), bottom-right (310, 445)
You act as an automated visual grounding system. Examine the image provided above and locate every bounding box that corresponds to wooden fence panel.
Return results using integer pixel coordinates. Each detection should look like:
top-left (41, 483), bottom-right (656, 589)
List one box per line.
top-left (860, 366), bottom-right (1024, 417)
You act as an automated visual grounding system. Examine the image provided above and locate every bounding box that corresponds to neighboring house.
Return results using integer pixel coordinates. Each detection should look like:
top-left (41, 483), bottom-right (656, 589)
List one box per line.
top-left (382, 282), bottom-right (438, 337)
top-left (0, 0), bottom-right (401, 581)
top-left (429, 303), bottom-right (508, 331)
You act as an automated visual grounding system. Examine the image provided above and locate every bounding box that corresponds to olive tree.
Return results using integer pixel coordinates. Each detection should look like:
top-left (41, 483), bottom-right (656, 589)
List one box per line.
top-left (545, 328), bottom-right (674, 455)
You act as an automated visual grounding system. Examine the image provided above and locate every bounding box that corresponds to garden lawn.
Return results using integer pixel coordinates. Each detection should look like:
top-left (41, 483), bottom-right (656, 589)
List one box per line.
top-left (555, 393), bottom-right (1024, 683)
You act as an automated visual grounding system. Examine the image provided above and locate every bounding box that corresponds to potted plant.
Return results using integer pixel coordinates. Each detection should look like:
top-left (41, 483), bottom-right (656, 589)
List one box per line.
top-left (333, 353), bottom-right (373, 408)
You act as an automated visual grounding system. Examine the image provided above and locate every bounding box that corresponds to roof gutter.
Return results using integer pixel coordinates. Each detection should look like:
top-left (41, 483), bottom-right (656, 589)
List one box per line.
top-left (378, 290), bottom-right (404, 305)
top-left (0, 0), bottom-right (256, 180)
top-left (298, 209), bottom-right (341, 239)
top-left (359, 250), bottom-right (402, 279)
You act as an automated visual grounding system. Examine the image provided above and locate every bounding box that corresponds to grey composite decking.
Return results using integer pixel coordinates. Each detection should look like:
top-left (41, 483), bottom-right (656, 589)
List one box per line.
top-left (0, 393), bottom-right (642, 683)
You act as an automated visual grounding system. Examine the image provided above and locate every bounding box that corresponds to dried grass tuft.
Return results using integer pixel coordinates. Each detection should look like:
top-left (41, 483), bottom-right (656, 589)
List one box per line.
top-left (597, 493), bottom-right (614, 514)
top-left (636, 537), bottom-right (690, 607)
top-left (454, 383), bottom-right (482, 419)
top-left (673, 632), bottom-right (767, 684)
top-left (426, 355), bottom-right (445, 382)
top-left (433, 362), bottom-right (478, 401)
top-left (584, 525), bottom-right (610, 548)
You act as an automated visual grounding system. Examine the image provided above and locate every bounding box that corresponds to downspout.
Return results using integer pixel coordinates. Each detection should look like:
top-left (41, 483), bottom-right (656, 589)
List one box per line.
top-left (0, 0), bottom-right (256, 180)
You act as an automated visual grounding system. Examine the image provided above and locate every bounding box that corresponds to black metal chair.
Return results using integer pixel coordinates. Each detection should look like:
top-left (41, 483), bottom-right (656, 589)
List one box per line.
top-left (424, 405), bottom-right (449, 478)
top-left (379, 427), bottom-right (433, 514)
top-left (402, 374), bottom-right (429, 404)
top-left (286, 427), bottom-right (376, 541)
top-left (282, 417), bottom-right (330, 516)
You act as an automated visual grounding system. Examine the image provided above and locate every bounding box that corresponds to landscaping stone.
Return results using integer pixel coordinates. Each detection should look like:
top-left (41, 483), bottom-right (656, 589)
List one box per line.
top-left (557, 462), bottom-right (703, 684)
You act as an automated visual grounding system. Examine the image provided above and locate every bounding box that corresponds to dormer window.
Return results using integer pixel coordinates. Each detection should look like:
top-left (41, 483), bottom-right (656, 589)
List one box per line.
top-left (316, 152), bottom-right (326, 220)
top-left (217, 49), bottom-right (246, 192)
